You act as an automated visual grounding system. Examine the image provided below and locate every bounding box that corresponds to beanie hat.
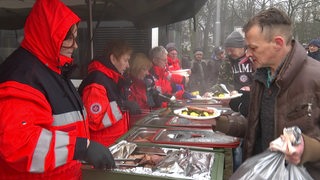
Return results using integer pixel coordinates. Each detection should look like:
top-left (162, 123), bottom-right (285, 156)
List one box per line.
top-left (166, 42), bottom-right (177, 52)
top-left (214, 46), bottom-right (224, 55)
top-left (224, 31), bottom-right (245, 48)
top-left (193, 48), bottom-right (203, 54)
top-left (309, 39), bottom-right (320, 48)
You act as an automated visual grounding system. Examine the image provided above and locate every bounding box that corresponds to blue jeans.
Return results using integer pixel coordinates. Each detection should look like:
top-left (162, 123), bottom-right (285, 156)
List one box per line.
top-left (232, 139), bottom-right (243, 172)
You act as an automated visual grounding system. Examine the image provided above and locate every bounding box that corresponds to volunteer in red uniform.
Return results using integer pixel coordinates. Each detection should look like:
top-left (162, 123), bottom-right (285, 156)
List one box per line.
top-left (0, 0), bottom-right (115, 179)
top-left (147, 46), bottom-right (194, 107)
top-left (166, 42), bottom-right (181, 71)
top-left (78, 40), bottom-right (138, 147)
top-left (128, 53), bottom-right (155, 110)
top-left (165, 43), bottom-right (191, 96)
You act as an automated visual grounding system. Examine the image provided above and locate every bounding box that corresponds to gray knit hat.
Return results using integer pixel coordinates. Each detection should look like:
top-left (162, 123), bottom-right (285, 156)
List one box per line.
top-left (224, 31), bottom-right (245, 48)
top-left (165, 42), bottom-right (177, 52)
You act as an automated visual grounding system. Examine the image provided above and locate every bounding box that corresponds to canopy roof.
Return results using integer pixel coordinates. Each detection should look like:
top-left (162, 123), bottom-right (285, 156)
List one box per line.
top-left (0, 0), bottom-right (207, 30)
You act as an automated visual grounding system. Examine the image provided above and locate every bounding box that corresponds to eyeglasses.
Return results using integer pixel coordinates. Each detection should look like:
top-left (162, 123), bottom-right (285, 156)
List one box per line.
top-left (62, 34), bottom-right (78, 48)
top-left (169, 52), bottom-right (178, 56)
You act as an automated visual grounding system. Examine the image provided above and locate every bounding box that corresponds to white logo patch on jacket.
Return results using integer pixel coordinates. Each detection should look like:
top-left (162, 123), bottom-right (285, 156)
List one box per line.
top-left (90, 103), bottom-right (102, 114)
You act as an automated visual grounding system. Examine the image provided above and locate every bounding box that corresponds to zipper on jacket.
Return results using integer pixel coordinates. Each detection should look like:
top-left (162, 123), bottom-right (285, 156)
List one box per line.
top-left (307, 102), bottom-right (312, 117)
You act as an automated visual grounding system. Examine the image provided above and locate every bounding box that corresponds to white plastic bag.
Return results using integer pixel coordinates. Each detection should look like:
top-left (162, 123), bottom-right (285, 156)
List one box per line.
top-left (230, 150), bottom-right (313, 180)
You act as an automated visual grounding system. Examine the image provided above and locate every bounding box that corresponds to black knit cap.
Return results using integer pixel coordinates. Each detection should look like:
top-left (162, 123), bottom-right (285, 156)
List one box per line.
top-left (193, 48), bottom-right (203, 54)
top-left (224, 31), bottom-right (245, 48)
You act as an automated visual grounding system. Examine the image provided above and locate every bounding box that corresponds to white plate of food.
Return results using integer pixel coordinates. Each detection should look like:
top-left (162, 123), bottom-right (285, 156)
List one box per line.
top-left (173, 106), bottom-right (221, 120)
top-left (171, 69), bottom-right (190, 76)
top-left (212, 93), bottom-right (243, 100)
top-left (191, 94), bottom-right (213, 101)
top-left (191, 97), bottom-right (213, 101)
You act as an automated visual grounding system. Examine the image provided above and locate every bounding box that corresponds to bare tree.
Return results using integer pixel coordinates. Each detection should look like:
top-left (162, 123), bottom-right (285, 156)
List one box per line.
top-left (168, 0), bottom-right (320, 58)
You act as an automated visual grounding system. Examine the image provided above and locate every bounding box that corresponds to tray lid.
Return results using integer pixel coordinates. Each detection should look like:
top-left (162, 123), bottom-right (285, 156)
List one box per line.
top-left (151, 128), bottom-right (240, 148)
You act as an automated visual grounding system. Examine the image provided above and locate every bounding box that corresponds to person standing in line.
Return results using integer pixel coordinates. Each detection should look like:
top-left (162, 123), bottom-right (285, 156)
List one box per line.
top-left (216, 8), bottom-right (320, 179)
top-left (207, 46), bottom-right (225, 87)
top-left (219, 30), bottom-right (255, 118)
top-left (189, 48), bottom-right (209, 95)
top-left (221, 30), bottom-right (254, 91)
top-left (0, 0), bottom-right (115, 179)
top-left (218, 30), bottom-right (255, 172)
top-left (78, 39), bottom-right (140, 147)
top-left (307, 38), bottom-right (320, 61)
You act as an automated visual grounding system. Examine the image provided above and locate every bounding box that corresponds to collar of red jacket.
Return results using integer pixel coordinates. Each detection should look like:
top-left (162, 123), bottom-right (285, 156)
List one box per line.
top-left (88, 60), bottom-right (123, 83)
top-left (152, 65), bottom-right (168, 77)
top-left (167, 55), bottom-right (179, 64)
top-left (21, 0), bottom-right (80, 74)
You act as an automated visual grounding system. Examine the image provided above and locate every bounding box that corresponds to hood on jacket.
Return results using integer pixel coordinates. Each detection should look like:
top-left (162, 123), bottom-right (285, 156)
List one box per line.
top-left (21, 0), bottom-right (80, 74)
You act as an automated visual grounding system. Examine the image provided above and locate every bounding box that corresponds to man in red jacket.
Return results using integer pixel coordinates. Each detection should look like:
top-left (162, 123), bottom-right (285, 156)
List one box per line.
top-left (0, 0), bottom-right (114, 179)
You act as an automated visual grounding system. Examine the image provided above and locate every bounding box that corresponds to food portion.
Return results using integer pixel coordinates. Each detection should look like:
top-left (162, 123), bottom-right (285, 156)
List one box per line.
top-left (190, 91), bottom-right (216, 101)
top-left (132, 135), bottom-right (153, 143)
top-left (182, 106), bottom-right (215, 117)
top-left (212, 90), bottom-right (242, 100)
top-left (173, 106), bottom-right (221, 120)
top-left (230, 90), bottom-right (239, 96)
top-left (110, 141), bottom-right (215, 180)
top-left (122, 154), bottom-right (164, 168)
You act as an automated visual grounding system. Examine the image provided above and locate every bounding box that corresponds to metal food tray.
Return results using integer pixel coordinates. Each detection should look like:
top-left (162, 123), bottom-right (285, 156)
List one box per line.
top-left (165, 116), bottom-right (216, 128)
top-left (135, 114), bottom-right (175, 128)
top-left (152, 128), bottom-right (240, 148)
top-left (125, 127), bottom-right (158, 143)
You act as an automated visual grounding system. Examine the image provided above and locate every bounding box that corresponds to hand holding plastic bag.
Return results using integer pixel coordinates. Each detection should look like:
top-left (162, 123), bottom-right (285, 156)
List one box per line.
top-left (269, 126), bottom-right (304, 165)
top-left (230, 126), bottom-right (313, 180)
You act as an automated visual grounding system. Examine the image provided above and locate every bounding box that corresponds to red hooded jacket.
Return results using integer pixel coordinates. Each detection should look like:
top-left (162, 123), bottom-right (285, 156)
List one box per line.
top-left (167, 55), bottom-right (181, 71)
top-left (128, 77), bottom-right (150, 110)
top-left (150, 65), bottom-right (185, 104)
top-left (0, 0), bottom-right (86, 179)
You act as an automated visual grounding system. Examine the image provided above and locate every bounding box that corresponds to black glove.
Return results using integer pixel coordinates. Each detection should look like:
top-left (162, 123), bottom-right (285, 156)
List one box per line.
top-left (123, 100), bottom-right (142, 115)
top-left (229, 90), bottom-right (250, 117)
top-left (74, 138), bottom-right (116, 169)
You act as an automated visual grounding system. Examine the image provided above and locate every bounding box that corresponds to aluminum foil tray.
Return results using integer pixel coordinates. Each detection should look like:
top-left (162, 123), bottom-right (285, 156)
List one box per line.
top-left (110, 141), bottom-right (216, 180)
top-left (152, 128), bottom-right (240, 148)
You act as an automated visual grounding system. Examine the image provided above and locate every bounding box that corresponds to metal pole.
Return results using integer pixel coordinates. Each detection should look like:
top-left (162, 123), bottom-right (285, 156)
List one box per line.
top-left (87, 0), bottom-right (94, 60)
top-left (215, 0), bottom-right (221, 47)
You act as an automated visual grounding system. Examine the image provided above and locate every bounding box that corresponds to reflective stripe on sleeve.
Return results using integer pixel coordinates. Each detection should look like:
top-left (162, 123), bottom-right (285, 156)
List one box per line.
top-left (101, 101), bottom-right (123, 128)
top-left (167, 73), bottom-right (172, 80)
top-left (52, 110), bottom-right (84, 126)
top-left (54, 131), bottom-right (69, 167)
top-left (82, 108), bottom-right (87, 119)
top-left (110, 101), bottom-right (122, 121)
top-left (30, 129), bottom-right (52, 172)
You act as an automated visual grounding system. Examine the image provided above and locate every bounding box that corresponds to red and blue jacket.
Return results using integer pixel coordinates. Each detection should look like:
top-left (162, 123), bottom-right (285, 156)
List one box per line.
top-left (0, 0), bottom-right (86, 179)
top-left (78, 60), bottom-right (129, 147)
